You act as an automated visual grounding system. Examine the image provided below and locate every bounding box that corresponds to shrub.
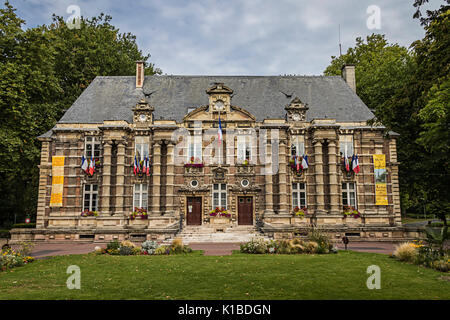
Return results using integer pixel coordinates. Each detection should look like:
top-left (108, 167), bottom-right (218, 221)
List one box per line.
top-left (119, 245), bottom-right (134, 256)
top-left (141, 240), bottom-right (159, 255)
top-left (304, 241), bottom-right (319, 254)
top-left (154, 246), bottom-right (170, 255)
top-left (308, 229), bottom-right (332, 254)
top-left (240, 238), bottom-right (268, 254)
top-left (393, 243), bottom-right (418, 262)
top-left (120, 240), bottom-right (137, 248)
top-left (0, 247), bottom-right (34, 271)
top-left (106, 240), bottom-right (120, 251)
top-left (431, 260), bottom-right (450, 272)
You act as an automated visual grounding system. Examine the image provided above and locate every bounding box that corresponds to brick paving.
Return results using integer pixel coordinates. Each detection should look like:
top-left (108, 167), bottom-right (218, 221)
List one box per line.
top-left (0, 240), bottom-right (399, 258)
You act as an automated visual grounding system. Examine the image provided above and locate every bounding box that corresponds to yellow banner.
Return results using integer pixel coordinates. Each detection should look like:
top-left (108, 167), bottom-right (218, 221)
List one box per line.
top-left (50, 156), bottom-right (65, 207)
top-left (373, 155), bottom-right (388, 205)
top-left (373, 154), bottom-right (386, 169)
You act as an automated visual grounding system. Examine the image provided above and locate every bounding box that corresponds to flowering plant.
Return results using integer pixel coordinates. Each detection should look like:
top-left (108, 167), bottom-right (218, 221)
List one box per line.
top-left (342, 205), bottom-right (361, 218)
top-left (1, 247), bottom-right (34, 271)
top-left (81, 209), bottom-right (98, 217)
top-left (209, 207), bottom-right (230, 217)
top-left (130, 207), bottom-right (148, 220)
top-left (293, 206), bottom-right (308, 217)
top-left (185, 156), bottom-right (204, 168)
top-left (242, 159), bottom-right (249, 166)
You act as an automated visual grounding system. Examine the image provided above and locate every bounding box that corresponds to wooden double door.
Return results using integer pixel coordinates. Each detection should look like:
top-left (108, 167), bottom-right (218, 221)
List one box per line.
top-left (186, 197), bottom-right (202, 225)
top-left (238, 196), bottom-right (253, 225)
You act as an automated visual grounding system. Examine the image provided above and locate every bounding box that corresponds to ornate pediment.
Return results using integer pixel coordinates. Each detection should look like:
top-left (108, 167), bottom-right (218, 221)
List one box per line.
top-left (206, 83), bottom-right (233, 114)
top-left (285, 96), bottom-right (309, 122)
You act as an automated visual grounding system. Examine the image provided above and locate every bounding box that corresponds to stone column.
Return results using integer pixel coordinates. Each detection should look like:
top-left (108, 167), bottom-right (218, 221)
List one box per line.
top-left (100, 140), bottom-right (112, 215)
top-left (165, 141), bottom-right (175, 215)
top-left (313, 140), bottom-right (326, 214)
top-left (328, 140), bottom-right (340, 214)
top-left (278, 139), bottom-right (288, 214)
top-left (263, 132), bottom-right (274, 214)
top-left (36, 139), bottom-right (51, 229)
top-left (151, 141), bottom-right (162, 214)
top-left (389, 139), bottom-right (402, 225)
top-left (115, 140), bottom-right (126, 215)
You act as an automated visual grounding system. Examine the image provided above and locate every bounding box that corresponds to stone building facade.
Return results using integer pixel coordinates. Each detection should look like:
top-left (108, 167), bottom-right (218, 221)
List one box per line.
top-left (14, 63), bottom-right (412, 243)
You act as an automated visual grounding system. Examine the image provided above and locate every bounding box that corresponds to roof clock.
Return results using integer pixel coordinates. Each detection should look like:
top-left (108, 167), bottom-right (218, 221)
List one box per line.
top-left (285, 97), bottom-right (309, 122)
top-left (206, 83), bottom-right (233, 114)
top-left (132, 98), bottom-right (154, 126)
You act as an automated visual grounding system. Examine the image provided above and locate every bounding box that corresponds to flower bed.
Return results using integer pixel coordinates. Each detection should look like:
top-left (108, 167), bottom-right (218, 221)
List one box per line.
top-left (342, 206), bottom-right (361, 218)
top-left (1, 243), bottom-right (35, 271)
top-left (241, 229), bottom-right (337, 255)
top-left (130, 207), bottom-right (148, 220)
top-left (392, 228), bottom-right (450, 273)
top-left (81, 209), bottom-right (98, 217)
top-left (97, 239), bottom-right (193, 256)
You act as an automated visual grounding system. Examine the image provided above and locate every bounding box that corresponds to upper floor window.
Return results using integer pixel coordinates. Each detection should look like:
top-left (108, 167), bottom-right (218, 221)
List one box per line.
top-left (134, 183), bottom-right (148, 209)
top-left (212, 183), bottom-right (227, 209)
top-left (85, 137), bottom-right (101, 159)
top-left (135, 137), bottom-right (149, 161)
top-left (187, 133), bottom-right (202, 162)
top-left (237, 135), bottom-right (252, 163)
top-left (291, 136), bottom-right (305, 157)
top-left (83, 184), bottom-right (98, 211)
top-left (292, 183), bottom-right (307, 208)
top-left (339, 135), bottom-right (354, 157)
top-left (342, 182), bottom-right (357, 208)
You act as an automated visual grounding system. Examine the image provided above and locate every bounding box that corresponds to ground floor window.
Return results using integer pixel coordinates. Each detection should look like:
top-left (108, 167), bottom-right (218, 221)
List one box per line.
top-left (212, 183), bottom-right (227, 209)
top-left (83, 184), bottom-right (98, 211)
top-left (134, 184), bottom-right (148, 209)
top-left (342, 182), bottom-right (357, 208)
top-left (292, 183), bottom-right (307, 208)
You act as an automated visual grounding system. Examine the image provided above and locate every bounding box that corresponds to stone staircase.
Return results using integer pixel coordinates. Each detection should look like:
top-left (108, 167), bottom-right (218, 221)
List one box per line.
top-left (164, 225), bottom-right (270, 244)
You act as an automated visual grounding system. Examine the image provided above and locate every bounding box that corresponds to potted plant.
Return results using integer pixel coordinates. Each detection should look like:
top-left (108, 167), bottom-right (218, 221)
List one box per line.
top-left (293, 206), bottom-right (308, 218)
top-left (80, 209), bottom-right (98, 217)
top-left (342, 205), bottom-right (361, 219)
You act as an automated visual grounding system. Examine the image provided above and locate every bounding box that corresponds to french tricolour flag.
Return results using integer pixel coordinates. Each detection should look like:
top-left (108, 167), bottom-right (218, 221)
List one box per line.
top-left (81, 155), bottom-right (88, 173)
top-left (218, 115), bottom-right (223, 146)
top-left (352, 154), bottom-right (360, 174)
top-left (301, 155), bottom-right (309, 169)
top-left (134, 155), bottom-right (139, 175)
top-left (89, 155), bottom-right (95, 175)
top-left (344, 149), bottom-right (350, 172)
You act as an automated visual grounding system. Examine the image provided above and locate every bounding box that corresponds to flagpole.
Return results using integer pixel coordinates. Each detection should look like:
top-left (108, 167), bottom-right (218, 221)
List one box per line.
top-left (218, 110), bottom-right (221, 166)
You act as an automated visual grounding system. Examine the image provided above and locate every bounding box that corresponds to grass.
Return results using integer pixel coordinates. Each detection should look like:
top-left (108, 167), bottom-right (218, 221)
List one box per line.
top-left (0, 250), bottom-right (449, 300)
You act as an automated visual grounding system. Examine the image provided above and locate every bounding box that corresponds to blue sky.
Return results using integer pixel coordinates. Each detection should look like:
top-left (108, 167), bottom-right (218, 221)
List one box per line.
top-left (8, 0), bottom-right (437, 75)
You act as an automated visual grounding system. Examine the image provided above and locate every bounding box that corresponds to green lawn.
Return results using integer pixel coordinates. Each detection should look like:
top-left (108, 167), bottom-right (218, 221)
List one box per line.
top-left (0, 251), bottom-right (448, 300)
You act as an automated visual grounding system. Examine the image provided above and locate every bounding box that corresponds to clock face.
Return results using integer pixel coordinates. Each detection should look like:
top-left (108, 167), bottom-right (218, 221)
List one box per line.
top-left (215, 100), bottom-right (225, 111)
top-left (139, 114), bottom-right (147, 122)
top-left (292, 113), bottom-right (301, 121)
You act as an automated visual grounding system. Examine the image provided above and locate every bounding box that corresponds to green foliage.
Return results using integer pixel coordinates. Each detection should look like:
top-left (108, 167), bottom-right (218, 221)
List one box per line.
top-left (0, 230), bottom-right (10, 239)
top-left (11, 223), bottom-right (35, 229)
top-left (0, 2), bottom-right (160, 227)
top-left (106, 240), bottom-right (120, 251)
top-left (324, 4), bottom-right (450, 219)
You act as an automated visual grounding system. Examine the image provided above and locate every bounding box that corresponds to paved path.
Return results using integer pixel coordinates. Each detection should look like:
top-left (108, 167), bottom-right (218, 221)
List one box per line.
top-left (0, 241), bottom-right (400, 258)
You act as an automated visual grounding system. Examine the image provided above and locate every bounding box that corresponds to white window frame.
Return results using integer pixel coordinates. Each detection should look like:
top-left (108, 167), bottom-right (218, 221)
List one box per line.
top-left (291, 136), bottom-right (305, 157)
top-left (133, 183), bottom-right (148, 210)
top-left (187, 133), bottom-right (202, 162)
top-left (342, 182), bottom-right (357, 208)
top-left (339, 135), bottom-right (354, 156)
top-left (212, 183), bottom-right (227, 209)
top-left (292, 183), bottom-right (307, 208)
top-left (83, 184), bottom-right (98, 211)
top-left (85, 136), bottom-right (101, 159)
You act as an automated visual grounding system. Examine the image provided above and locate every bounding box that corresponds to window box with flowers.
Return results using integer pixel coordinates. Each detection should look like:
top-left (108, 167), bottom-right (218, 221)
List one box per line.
top-left (130, 207), bottom-right (149, 220)
top-left (342, 206), bottom-right (362, 225)
top-left (80, 209), bottom-right (98, 217)
top-left (209, 207), bottom-right (231, 224)
top-left (292, 206), bottom-right (310, 224)
top-left (184, 157), bottom-right (204, 173)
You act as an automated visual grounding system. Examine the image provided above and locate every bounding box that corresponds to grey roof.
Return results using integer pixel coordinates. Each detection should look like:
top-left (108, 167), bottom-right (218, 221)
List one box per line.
top-left (58, 75), bottom-right (375, 124)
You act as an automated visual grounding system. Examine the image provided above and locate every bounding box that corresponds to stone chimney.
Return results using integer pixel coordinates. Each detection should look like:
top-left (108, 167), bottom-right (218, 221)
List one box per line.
top-left (341, 64), bottom-right (356, 92)
top-left (136, 61), bottom-right (145, 88)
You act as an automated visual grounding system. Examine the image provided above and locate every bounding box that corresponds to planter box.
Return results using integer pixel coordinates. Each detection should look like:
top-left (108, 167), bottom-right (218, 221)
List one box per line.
top-left (210, 217), bottom-right (231, 224)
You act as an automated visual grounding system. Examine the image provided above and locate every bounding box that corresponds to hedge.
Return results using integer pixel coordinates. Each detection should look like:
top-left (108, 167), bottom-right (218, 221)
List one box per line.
top-left (11, 223), bottom-right (36, 229)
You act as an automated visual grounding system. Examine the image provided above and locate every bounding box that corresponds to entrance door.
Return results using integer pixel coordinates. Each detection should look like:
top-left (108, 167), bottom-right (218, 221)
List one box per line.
top-left (238, 196), bottom-right (253, 225)
top-left (186, 197), bottom-right (202, 225)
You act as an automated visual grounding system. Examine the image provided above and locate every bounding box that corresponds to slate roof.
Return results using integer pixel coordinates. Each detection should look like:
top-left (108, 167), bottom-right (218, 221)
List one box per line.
top-left (58, 75), bottom-right (375, 124)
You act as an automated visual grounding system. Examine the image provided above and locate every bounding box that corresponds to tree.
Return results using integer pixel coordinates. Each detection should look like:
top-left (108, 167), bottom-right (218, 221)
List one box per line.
top-left (0, 1), bottom-right (160, 227)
